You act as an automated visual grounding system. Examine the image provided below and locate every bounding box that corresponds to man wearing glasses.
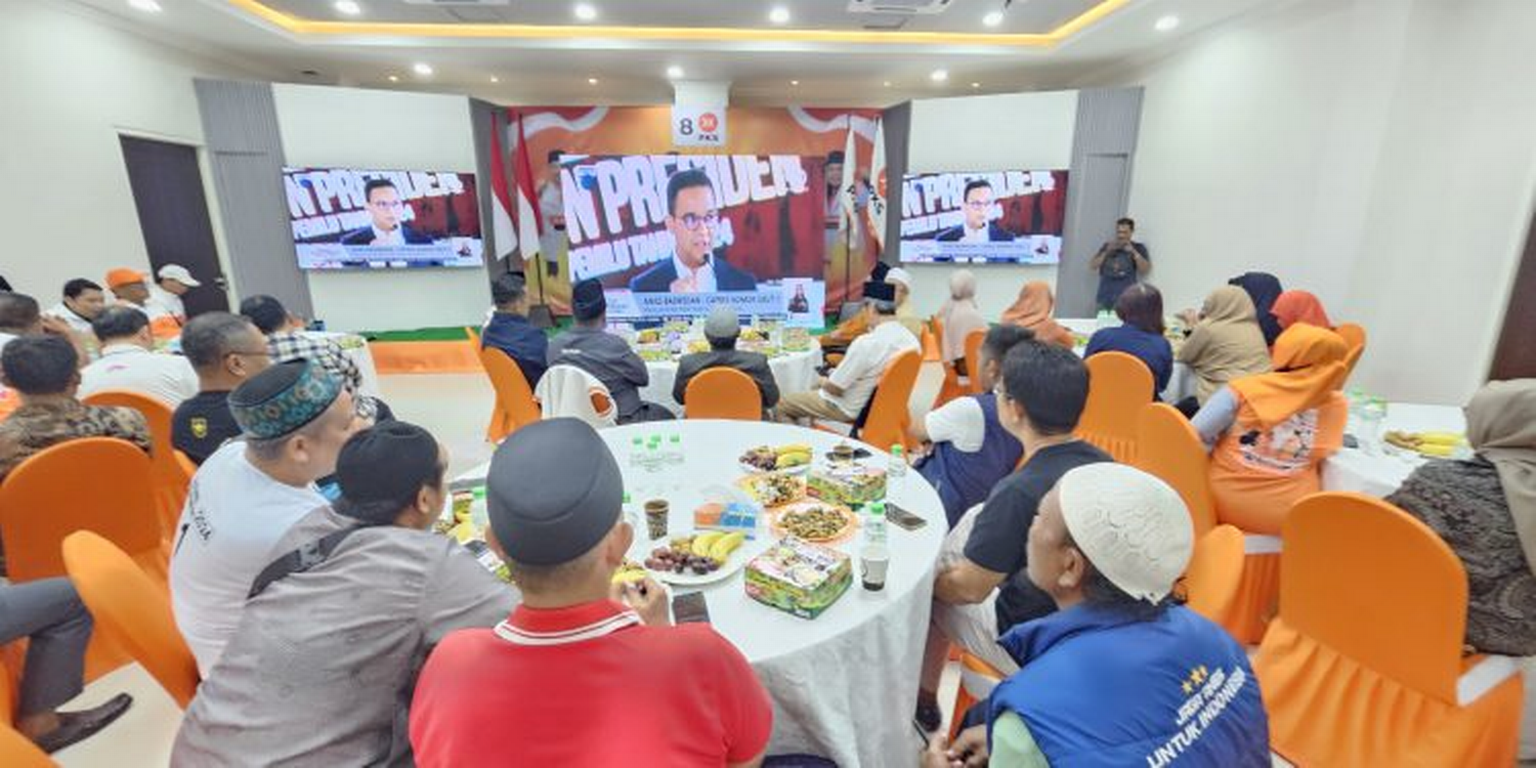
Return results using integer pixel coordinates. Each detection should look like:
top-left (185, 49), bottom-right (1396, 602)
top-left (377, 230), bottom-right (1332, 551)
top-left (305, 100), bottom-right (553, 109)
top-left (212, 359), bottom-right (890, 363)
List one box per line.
top-left (341, 179), bottom-right (434, 247)
top-left (628, 169), bottom-right (758, 293)
top-left (936, 179), bottom-right (1014, 243)
top-left (172, 312), bottom-right (273, 465)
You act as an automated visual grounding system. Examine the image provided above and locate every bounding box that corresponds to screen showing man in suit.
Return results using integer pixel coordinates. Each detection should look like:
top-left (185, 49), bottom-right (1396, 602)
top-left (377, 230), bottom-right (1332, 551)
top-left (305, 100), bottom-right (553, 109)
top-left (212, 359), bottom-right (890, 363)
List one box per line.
top-left (628, 169), bottom-right (758, 294)
top-left (283, 167), bottom-right (484, 270)
top-left (899, 169), bottom-right (1068, 265)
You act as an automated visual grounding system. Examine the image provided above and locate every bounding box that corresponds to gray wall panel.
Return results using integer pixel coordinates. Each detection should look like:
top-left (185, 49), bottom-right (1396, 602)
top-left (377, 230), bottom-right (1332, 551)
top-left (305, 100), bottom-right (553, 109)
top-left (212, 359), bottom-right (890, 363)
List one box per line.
top-left (880, 102), bottom-right (912, 268)
top-left (1058, 87), bottom-right (1144, 316)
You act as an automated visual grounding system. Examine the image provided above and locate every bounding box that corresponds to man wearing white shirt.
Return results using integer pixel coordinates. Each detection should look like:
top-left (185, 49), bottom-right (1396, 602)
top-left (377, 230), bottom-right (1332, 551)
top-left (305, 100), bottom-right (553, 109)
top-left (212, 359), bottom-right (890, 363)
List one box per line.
top-left (777, 281), bottom-right (919, 425)
top-left (78, 307), bottom-right (198, 407)
top-left (104, 268), bottom-right (174, 326)
top-left (46, 279), bottom-right (106, 336)
top-left (147, 265), bottom-right (200, 323)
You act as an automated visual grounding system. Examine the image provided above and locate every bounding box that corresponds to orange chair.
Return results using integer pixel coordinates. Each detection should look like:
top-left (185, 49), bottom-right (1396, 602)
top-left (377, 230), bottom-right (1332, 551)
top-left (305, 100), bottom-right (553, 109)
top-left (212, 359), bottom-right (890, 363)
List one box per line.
top-left (856, 350), bottom-right (922, 453)
top-left (964, 329), bottom-right (986, 395)
top-left (1335, 322), bottom-right (1367, 374)
top-left (478, 347), bottom-right (541, 442)
top-left (82, 390), bottom-right (185, 537)
top-left (1075, 352), bottom-right (1153, 463)
top-left (1134, 403), bottom-right (1216, 536)
top-left (464, 325), bottom-right (482, 346)
top-left (1253, 492), bottom-right (1523, 766)
top-left (683, 368), bottom-right (762, 421)
top-left (920, 319), bottom-right (941, 363)
top-left (1178, 524), bottom-right (1244, 632)
top-left (62, 532), bottom-right (200, 709)
top-left (0, 723), bottom-right (54, 768)
top-left (948, 651), bottom-right (1006, 742)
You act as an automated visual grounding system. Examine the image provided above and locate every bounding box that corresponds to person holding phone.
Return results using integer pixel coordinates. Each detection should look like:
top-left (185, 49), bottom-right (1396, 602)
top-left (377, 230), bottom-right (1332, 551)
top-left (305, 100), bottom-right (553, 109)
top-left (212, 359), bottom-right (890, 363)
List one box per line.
top-left (1087, 217), bottom-right (1150, 311)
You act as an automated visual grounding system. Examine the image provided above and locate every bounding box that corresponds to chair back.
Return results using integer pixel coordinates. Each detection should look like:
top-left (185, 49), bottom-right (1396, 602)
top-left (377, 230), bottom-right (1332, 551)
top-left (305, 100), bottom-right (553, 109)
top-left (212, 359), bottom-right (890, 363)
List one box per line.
top-left (1180, 524), bottom-right (1244, 628)
top-left (948, 651), bottom-right (1006, 742)
top-left (1335, 322), bottom-right (1367, 374)
top-left (81, 390), bottom-right (184, 536)
top-left (684, 368), bottom-right (762, 421)
top-left (0, 438), bottom-right (162, 583)
top-left (1134, 403), bottom-right (1217, 536)
top-left (1279, 492), bottom-right (1466, 703)
top-left (963, 329), bottom-right (986, 394)
top-left (62, 531), bottom-right (199, 708)
top-left (858, 350), bottom-right (921, 452)
top-left (478, 347), bottom-right (541, 441)
top-left (535, 365), bottom-right (617, 428)
top-left (0, 723), bottom-right (54, 768)
top-left (1076, 352), bottom-right (1154, 463)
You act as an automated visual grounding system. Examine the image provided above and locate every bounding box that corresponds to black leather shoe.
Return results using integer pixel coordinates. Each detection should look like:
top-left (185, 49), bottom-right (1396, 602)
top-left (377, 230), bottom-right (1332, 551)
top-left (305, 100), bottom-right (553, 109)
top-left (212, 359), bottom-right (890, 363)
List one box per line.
top-left (34, 693), bottom-right (133, 754)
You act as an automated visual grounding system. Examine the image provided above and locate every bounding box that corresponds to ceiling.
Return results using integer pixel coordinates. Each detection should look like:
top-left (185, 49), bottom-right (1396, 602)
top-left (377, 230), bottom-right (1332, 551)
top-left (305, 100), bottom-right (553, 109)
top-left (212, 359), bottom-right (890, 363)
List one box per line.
top-left (63, 0), bottom-right (1280, 106)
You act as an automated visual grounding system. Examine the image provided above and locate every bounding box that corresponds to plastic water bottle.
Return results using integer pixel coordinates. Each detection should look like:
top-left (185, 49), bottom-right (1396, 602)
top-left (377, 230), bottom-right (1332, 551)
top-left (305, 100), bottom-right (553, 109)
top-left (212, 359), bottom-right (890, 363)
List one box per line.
top-left (469, 487), bottom-right (489, 529)
top-left (888, 444), bottom-right (908, 479)
top-left (629, 436), bottom-right (645, 470)
top-left (667, 434), bottom-right (684, 467)
top-left (866, 502), bottom-right (888, 545)
top-left (645, 441), bottom-right (664, 473)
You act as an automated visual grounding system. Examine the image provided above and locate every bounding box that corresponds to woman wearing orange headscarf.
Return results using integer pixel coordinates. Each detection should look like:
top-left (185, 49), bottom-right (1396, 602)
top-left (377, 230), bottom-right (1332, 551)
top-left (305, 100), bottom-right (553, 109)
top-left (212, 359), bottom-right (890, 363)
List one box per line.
top-left (999, 281), bottom-right (1073, 348)
top-left (1270, 290), bottom-right (1333, 330)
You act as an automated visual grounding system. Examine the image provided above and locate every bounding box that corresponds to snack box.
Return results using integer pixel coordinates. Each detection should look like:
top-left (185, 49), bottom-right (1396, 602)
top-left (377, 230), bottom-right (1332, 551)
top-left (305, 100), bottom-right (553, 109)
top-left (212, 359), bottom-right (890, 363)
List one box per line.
top-left (744, 537), bottom-right (852, 619)
top-left (807, 464), bottom-right (887, 507)
top-left (694, 501), bottom-right (760, 539)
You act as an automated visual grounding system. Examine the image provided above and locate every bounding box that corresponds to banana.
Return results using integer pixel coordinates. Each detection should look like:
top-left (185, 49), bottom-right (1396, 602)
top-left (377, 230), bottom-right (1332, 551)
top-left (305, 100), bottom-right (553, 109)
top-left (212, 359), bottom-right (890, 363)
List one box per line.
top-left (1419, 432), bottom-right (1464, 446)
top-left (709, 531), bottom-right (746, 563)
top-left (1417, 443), bottom-right (1455, 457)
top-left (775, 451), bottom-right (811, 469)
top-left (775, 443), bottom-right (812, 456)
top-left (691, 531), bottom-right (724, 557)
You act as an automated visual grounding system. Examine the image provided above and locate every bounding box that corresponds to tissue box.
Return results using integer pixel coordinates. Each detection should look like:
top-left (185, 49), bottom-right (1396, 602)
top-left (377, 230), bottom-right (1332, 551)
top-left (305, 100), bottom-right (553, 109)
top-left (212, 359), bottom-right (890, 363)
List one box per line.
top-left (694, 501), bottom-right (760, 539)
top-left (807, 464), bottom-right (887, 507)
top-left (744, 537), bottom-right (852, 619)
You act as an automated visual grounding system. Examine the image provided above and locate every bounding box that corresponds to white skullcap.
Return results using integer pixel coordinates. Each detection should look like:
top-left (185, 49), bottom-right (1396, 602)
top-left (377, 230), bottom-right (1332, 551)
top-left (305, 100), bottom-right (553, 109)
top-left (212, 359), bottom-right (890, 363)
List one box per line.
top-left (1057, 463), bottom-right (1193, 603)
top-left (885, 268), bottom-right (912, 289)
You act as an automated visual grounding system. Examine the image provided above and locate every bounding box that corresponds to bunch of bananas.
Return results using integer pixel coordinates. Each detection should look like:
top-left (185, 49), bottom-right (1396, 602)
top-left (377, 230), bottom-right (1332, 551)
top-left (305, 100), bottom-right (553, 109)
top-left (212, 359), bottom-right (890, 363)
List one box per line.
top-left (690, 531), bottom-right (747, 563)
top-left (1384, 431), bottom-right (1467, 457)
top-left (774, 444), bottom-right (813, 470)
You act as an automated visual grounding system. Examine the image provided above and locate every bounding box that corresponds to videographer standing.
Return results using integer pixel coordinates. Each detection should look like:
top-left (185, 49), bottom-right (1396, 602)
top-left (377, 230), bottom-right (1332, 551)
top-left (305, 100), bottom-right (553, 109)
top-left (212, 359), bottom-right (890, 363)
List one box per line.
top-left (1088, 217), bottom-right (1150, 311)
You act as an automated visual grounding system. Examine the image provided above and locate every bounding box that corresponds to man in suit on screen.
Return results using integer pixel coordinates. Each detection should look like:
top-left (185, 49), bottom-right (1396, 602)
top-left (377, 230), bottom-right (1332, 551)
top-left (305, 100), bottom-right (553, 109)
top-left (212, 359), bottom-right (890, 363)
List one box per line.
top-left (628, 169), bottom-right (758, 294)
top-left (935, 179), bottom-right (1014, 243)
top-left (340, 179), bottom-right (435, 247)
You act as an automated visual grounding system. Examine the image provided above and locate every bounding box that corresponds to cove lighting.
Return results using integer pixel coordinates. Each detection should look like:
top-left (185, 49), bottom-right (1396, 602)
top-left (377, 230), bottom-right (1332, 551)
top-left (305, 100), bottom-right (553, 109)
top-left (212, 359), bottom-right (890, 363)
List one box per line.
top-left (1155, 15), bottom-right (1180, 31)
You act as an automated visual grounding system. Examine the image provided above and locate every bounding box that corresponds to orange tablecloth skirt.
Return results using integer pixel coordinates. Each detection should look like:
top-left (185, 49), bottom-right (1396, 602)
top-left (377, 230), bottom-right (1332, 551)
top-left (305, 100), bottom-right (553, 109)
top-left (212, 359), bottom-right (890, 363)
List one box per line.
top-left (369, 341), bottom-right (482, 374)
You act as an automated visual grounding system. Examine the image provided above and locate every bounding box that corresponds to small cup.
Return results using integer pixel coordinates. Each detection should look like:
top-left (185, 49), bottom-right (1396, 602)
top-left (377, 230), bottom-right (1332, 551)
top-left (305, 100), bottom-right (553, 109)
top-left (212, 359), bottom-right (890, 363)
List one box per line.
top-left (832, 443), bottom-right (855, 463)
top-left (860, 544), bottom-right (890, 591)
top-left (644, 499), bottom-right (670, 540)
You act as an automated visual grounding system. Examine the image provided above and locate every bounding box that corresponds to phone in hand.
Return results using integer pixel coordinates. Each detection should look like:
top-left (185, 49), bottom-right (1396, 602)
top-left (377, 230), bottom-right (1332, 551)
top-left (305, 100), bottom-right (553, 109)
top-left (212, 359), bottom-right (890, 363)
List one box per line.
top-left (671, 592), bottom-right (711, 625)
top-left (885, 502), bottom-right (928, 531)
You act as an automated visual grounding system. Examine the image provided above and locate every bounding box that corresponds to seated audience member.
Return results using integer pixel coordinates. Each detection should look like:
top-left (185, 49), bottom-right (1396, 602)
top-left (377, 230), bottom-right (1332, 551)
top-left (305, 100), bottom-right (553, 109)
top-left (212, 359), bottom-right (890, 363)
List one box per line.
top-left (913, 325), bottom-right (1034, 527)
top-left (0, 335), bottom-right (150, 483)
top-left (547, 278), bottom-right (672, 424)
top-left (173, 422), bottom-right (517, 766)
top-left (1227, 271), bottom-right (1284, 347)
top-left (777, 282), bottom-right (919, 426)
top-left (172, 312), bottom-right (272, 465)
top-left (0, 579), bottom-right (133, 753)
top-left (1386, 380), bottom-right (1536, 656)
top-left (937, 269), bottom-right (988, 371)
top-left (148, 264), bottom-right (200, 324)
top-left (170, 360), bottom-right (361, 676)
top-left (885, 267), bottom-right (925, 337)
top-left (916, 341), bottom-right (1109, 731)
top-left (0, 291), bottom-right (86, 358)
top-left (78, 306), bottom-right (198, 407)
top-left (820, 262), bottom-right (893, 352)
top-left (1192, 323), bottom-right (1349, 535)
top-left (1000, 281), bottom-right (1074, 349)
top-left (46, 279), bottom-right (106, 336)
top-left (1270, 289), bottom-right (1333, 331)
top-left (1085, 282), bottom-right (1174, 398)
top-left (481, 272), bottom-right (548, 388)
top-left (105, 268), bottom-right (174, 327)
top-left (1175, 286), bottom-right (1272, 410)
top-left (409, 419), bottom-right (773, 766)
top-left (924, 464), bottom-right (1270, 768)
top-left (240, 294), bottom-right (388, 420)
top-left (673, 305), bottom-right (779, 416)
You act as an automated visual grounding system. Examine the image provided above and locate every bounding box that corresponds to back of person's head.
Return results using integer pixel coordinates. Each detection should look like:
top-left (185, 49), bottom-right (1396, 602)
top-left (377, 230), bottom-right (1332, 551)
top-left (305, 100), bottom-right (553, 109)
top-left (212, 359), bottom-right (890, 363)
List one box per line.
top-left (1002, 340), bottom-right (1089, 435)
top-left (63, 279), bottom-right (101, 300)
top-left (90, 306), bottom-right (149, 343)
top-left (570, 278), bottom-right (607, 325)
top-left (182, 312), bottom-right (259, 371)
top-left (0, 292), bottom-right (41, 334)
top-left (0, 335), bottom-right (78, 396)
top-left (491, 273), bottom-right (528, 310)
top-left (230, 360), bottom-right (346, 464)
top-left (239, 295), bottom-right (289, 335)
top-left (704, 304), bottom-right (741, 350)
top-left (864, 281), bottom-right (898, 316)
top-left (334, 421), bottom-right (445, 527)
top-left (1114, 283), bottom-right (1165, 335)
top-left (981, 324), bottom-right (1034, 366)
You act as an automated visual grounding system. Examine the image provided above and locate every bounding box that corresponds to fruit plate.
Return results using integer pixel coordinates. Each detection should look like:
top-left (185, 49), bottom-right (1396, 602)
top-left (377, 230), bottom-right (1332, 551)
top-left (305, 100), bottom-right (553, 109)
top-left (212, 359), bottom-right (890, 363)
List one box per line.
top-left (770, 502), bottom-right (860, 545)
top-left (738, 461), bottom-right (810, 476)
top-left (643, 533), bottom-right (753, 587)
top-left (654, 551), bottom-right (751, 587)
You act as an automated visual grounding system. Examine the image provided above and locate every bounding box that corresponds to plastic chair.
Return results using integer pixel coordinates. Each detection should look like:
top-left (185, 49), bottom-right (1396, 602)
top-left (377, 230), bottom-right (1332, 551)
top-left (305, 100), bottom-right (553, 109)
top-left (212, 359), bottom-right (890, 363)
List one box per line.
top-left (1253, 492), bottom-right (1523, 766)
top-left (1335, 322), bottom-right (1367, 375)
top-left (856, 350), bottom-right (922, 453)
top-left (1075, 352), bottom-right (1153, 463)
top-left (1134, 403), bottom-right (1216, 536)
top-left (81, 390), bottom-right (185, 537)
top-left (0, 723), bottom-right (54, 768)
top-left (62, 532), bottom-right (200, 709)
top-left (478, 347), bottom-right (541, 442)
top-left (964, 329), bottom-right (986, 395)
top-left (1178, 524), bottom-right (1244, 632)
top-left (683, 368), bottom-right (762, 421)
top-left (464, 325), bottom-right (481, 346)
top-left (948, 651), bottom-right (1005, 742)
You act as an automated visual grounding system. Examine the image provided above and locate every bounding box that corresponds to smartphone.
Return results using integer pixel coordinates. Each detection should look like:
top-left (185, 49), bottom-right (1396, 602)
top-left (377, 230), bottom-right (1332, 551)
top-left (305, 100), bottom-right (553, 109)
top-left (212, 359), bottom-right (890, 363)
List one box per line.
top-left (886, 502), bottom-right (928, 531)
top-left (671, 592), bottom-right (711, 625)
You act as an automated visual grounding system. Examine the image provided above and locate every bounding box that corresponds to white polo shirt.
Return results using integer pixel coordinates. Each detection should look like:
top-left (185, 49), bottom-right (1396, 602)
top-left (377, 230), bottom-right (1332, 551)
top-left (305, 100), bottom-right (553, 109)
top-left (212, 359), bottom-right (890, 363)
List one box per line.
top-left (821, 320), bottom-right (920, 417)
top-left (147, 284), bottom-right (186, 322)
top-left (78, 343), bottom-right (199, 408)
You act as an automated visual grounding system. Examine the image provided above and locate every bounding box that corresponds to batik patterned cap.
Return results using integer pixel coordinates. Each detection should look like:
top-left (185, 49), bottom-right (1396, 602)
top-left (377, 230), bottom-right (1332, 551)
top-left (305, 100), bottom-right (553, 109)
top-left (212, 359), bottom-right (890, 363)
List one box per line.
top-left (229, 359), bottom-right (342, 439)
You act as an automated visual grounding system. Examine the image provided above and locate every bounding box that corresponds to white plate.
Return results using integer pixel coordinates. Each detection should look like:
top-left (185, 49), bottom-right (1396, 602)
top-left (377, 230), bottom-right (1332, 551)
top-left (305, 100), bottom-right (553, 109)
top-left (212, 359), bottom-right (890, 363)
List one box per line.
top-left (738, 461), bottom-right (811, 476)
top-left (650, 549), bottom-right (751, 587)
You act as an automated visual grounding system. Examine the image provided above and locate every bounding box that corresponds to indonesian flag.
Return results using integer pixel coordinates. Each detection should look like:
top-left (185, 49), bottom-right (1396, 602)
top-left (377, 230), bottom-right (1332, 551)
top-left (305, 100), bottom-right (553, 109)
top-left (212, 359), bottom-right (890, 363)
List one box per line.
top-left (488, 115), bottom-right (517, 261)
top-left (868, 117), bottom-right (887, 250)
top-left (511, 114), bottom-right (544, 266)
top-left (838, 114), bottom-right (861, 250)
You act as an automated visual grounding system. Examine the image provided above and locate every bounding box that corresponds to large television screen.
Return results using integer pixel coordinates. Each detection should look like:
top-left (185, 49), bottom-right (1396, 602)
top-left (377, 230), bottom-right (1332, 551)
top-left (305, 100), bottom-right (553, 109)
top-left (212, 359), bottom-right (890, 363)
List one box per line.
top-left (561, 154), bottom-right (827, 323)
top-left (283, 167), bottom-right (484, 270)
top-left (898, 170), bottom-right (1068, 265)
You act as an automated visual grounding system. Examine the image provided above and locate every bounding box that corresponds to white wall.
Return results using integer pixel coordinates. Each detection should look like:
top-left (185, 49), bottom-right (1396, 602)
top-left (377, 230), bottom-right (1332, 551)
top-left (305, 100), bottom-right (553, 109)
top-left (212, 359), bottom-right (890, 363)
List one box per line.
top-left (0, 2), bottom-right (265, 302)
top-left (1094, 0), bottom-right (1536, 404)
top-left (904, 90), bottom-right (1079, 318)
top-left (273, 84), bottom-right (492, 331)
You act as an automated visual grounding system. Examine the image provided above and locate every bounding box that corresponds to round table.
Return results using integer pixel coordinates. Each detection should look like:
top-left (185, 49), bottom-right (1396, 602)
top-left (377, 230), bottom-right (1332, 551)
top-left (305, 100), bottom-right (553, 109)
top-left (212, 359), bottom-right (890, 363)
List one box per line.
top-left (639, 347), bottom-right (823, 416)
top-left (457, 420), bottom-right (944, 767)
top-left (1322, 402), bottom-right (1466, 497)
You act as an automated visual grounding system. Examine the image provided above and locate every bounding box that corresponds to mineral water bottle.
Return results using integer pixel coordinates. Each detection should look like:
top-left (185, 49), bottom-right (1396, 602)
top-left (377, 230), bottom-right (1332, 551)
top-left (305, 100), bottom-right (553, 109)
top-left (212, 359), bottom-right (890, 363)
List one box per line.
top-left (629, 436), bottom-right (645, 469)
top-left (667, 434), bottom-right (684, 467)
top-left (888, 444), bottom-right (908, 479)
top-left (866, 502), bottom-right (888, 545)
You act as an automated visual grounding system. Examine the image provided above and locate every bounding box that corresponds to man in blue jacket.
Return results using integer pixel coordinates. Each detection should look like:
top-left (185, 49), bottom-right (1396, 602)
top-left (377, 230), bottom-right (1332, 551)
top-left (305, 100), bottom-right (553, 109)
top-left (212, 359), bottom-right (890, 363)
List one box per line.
top-left (481, 273), bottom-right (548, 388)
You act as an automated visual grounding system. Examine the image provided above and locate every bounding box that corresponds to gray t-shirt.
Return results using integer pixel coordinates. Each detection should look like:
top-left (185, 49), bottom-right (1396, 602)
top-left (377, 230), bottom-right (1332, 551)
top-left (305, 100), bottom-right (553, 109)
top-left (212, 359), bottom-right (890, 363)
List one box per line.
top-left (172, 507), bottom-right (518, 767)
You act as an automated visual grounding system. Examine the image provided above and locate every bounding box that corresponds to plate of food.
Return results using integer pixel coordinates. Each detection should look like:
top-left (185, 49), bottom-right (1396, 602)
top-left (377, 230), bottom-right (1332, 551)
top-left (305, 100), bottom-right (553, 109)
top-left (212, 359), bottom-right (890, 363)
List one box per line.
top-left (644, 532), bottom-right (749, 586)
top-left (1384, 430), bottom-right (1468, 458)
top-left (770, 501), bottom-right (859, 544)
top-left (739, 444), bottom-right (813, 474)
top-left (736, 471), bottom-right (806, 508)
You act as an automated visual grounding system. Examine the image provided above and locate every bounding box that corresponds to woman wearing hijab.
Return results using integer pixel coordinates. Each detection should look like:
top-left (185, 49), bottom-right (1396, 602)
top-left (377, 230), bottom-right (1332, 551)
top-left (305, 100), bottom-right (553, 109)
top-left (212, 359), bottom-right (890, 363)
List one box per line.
top-left (1386, 380), bottom-right (1536, 655)
top-left (1227, 272), bottom-right (1284, 346)
top-left (1176, 286), bottom-right (1272, 407)
top-left (1086, 283), bottom-right (1174, 398)
top-left (1000, 281), bottom-right (1073, 348)
top-left (1270, 290), bottom-right (1333, 330)
top-left (1192, 324), bottom-right (1349, 534)
top-left (937, 270), bottom-right (988, 367)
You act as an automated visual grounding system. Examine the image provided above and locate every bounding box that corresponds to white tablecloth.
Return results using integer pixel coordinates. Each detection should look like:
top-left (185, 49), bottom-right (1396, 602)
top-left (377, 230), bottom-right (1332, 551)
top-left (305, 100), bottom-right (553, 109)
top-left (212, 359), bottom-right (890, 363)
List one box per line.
top-left (1322, 402), bottom-right (1465, 497)
top-left (1059, 317), bottom-right (1195, 403)
top-left (457, 421), bottom-right (944, 767)
top-left (640, 347), bottom-right (823, 415)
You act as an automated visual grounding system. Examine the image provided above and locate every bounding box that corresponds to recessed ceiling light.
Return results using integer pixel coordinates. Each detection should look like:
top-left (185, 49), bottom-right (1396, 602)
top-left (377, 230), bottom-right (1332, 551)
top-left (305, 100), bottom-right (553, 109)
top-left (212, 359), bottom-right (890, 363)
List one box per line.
top-left (930, 69), bottom-right (949, 83)
top-left (1154, 15), bottom-right (1180, 31)
top-left (970, 82), bottom-right (981, 89)
top-left (790, 80), bottom-right (800, 86)
top-left (982, 10), bottom-right (1003, 27)
top-left (574, 3), bottom-right (597, 21)
top-left (882, 80), bottom-right (892, 87)
top-left (128, 0), bottom-right (162, 12)
top-left (588, 77), bottom-right (599, 84)
top-left (666, 65), bottom-right (684, 79)
top-left (333, 0), bottom-right (361, 16)
top-left (413, 62), bottom-right (433, 76)
top-left (388, 75), bottom-right (399, 82)
top-left (490, 76), bottom-right (499, 83)
top-left (769, 7), bottom-right (790, 24)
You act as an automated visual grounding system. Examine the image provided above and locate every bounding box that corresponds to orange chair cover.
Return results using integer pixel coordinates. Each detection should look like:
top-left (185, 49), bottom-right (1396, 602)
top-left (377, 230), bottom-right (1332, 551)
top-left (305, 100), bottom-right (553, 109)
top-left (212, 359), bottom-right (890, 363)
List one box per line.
top-left (478, 347), bottom-right (541, 442)
top-left (683, 368), bottom-right (762, 421)
top-left (0, 722), bottom-right (54, 768)
top-left (1134, 403), bottom-right (1217, 537)
top-left (1076, 351), bottom-right (1153, 463)
top-left (1227, 551), bottom-right (1280, 644)
top-left (964, 330), bottom-right (986, 395)
top-left (859, 350), bottom-right (922, 453)
top-left (1180, 524), bottom-right (1245, 631)
top-left (81, 390), bottom-right (187, 537)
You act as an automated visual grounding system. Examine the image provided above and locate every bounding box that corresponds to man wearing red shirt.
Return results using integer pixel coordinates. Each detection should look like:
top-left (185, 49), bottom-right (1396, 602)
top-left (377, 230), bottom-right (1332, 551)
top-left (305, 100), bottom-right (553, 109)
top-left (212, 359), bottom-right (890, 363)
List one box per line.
top-left (409, 418), bottom-right (773, 767)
